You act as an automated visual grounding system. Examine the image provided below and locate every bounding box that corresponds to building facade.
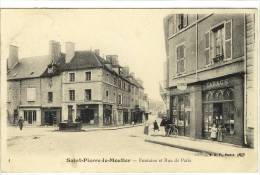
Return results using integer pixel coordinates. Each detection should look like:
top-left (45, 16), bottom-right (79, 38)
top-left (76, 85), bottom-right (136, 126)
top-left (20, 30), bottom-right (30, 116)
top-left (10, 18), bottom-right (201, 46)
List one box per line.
top-left (7, 41), bottom-right (149, 127)
top-left (163, 13), bottom-right (257, 147)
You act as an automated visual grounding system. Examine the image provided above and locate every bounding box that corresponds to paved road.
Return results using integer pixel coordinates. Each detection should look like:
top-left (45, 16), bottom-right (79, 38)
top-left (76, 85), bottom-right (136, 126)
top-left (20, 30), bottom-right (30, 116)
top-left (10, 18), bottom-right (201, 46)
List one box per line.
top-left (4, 124), bottom-right (198, 172)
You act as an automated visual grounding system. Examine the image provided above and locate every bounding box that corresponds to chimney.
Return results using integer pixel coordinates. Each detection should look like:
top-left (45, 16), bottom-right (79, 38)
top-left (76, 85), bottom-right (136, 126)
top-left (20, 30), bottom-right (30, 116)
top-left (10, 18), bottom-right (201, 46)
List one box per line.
top-left (49, 40), bottom-right (61, 64)
top-left (122, 66), bottom-right (129, 76)
top-left (8, 45), bottom-right (18, 69)
top-left (106, 55), bottom-right (118, 66)
top-left (94, 49), bottom-right (100, 56)
top-left (130, 72), bottom-right (135, 78)
top-left (65, 42), bottom-right (75, 63)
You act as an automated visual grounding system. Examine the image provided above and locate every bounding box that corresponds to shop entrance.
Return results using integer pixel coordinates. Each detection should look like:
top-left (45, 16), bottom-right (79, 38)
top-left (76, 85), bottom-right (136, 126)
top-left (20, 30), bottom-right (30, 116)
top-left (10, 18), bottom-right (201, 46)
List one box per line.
top-left (202, 88), bottom-right (235, 143)
top-left (44, 111), bottom-right (57, 125)
top-left (80, 109), bottom-right (94, 124)
top-left (170, 94), bottom-right (190, 137)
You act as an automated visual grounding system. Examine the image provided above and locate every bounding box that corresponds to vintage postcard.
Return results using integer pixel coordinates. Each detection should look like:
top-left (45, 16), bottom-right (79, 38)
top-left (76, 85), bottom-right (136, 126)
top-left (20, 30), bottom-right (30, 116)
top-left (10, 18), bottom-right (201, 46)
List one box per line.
top-left (0, 8), bottom-right (259, 172)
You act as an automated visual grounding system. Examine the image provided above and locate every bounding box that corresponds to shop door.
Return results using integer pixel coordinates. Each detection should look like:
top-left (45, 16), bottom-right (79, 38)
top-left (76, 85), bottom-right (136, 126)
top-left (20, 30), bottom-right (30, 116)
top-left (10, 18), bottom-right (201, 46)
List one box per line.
top-left (176, 95), bottom-right (190, 137)
top-left (81, 109), bottom-right (94, 124)
top-left (213, 103), bottom-right (223, 127)
top-left (68, 105), bottom-right (73, 122)
top-left (45, 111), bottom-right (57, 125)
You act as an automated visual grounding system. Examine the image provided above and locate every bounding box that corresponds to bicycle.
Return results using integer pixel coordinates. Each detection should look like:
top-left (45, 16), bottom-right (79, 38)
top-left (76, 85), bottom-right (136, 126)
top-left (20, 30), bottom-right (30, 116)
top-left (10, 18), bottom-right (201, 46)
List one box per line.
top-left (166, 124), bottom-right (178, 137)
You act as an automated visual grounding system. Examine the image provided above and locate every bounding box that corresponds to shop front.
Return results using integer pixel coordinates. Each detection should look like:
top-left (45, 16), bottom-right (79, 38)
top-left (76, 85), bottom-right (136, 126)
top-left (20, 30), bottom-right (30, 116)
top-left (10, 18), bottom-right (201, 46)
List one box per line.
top-left (170, 94), bottom-right (191, 137)
top-left (202, 76), bottom-right (244, 145)
top-left (123, 109), bottom-right (129, 124)
top-left (169, 75), bottom-right (244, 146)
top-left (103, 104), bottom-right (112, 125)
top-left (77, 104), bottom-right (99, 125)
top-left (42, 107), bottom-right (61, 126)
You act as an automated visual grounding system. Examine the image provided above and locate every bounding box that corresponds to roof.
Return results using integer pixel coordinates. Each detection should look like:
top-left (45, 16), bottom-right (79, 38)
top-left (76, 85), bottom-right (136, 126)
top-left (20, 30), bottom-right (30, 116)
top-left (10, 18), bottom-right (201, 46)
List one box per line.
top-left (60, 51), bottom-right (103, 71)
top-left (7, 55), bottom-right (52, 80)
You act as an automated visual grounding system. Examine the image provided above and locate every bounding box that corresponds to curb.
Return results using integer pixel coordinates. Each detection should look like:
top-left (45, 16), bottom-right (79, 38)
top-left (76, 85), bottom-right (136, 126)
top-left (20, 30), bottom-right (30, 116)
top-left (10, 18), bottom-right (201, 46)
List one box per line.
top-left (82, 124), bottom-right (143, 132)
top-left (145, 139), bottom-right (219, 155)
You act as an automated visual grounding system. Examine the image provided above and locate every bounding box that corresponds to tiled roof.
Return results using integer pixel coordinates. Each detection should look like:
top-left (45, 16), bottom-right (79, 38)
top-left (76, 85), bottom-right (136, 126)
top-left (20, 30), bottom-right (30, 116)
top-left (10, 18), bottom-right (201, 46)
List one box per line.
top-left (7, 55), bottom-right (52, 80)
top-left (60, 51), bottom-right (103, 71)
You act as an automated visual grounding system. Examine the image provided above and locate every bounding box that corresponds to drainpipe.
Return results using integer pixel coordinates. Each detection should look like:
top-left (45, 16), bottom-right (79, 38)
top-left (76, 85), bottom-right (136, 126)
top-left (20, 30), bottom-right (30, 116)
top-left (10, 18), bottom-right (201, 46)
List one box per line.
top-left (195, 14), bottom-right (198, 79)
top-left (243, 13), bottom-right (247, 145)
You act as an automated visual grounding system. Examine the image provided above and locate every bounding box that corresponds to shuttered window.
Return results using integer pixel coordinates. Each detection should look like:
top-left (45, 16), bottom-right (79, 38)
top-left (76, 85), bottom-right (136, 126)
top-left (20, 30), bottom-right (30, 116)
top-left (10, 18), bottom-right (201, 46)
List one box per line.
top-left (27, 88), bottom-right (36, 101)
top-left (176, 44), bottom-right (185, 74)
top-left (225, 20), bottom-right (232, 60)
top-left (205, 31), bottom-right (210, 65)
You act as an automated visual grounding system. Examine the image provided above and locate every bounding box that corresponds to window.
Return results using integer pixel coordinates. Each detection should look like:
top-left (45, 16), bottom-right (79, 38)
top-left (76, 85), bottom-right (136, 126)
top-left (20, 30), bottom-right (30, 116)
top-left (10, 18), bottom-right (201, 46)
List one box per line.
top-left (85, 72), bottom-right (91, 81)
top-left (48, 92), bottom-right (53, 103)
top-left (123, 82), bottom-right (126, 90)
top-left (106, 90), bottom-right (109, 97)
top-left (118, 94), bottom-right (122, 105)
top-left (85, 89), bottom-right (91, 101)
top-left (205, 32), bottom-right (210, 65)
top-left (212, 24), bottom-right (224, 59)
top-left (114, 77), bottom-right (117, 85)
top-left (118, 79), bottom-right (122, 89)
top-left (27, 88), bottom-right (36, 101)
top-left (206, 20), bottom-right (232, 65)
top-left (24, 110), bottom-right (37, 124)
top-left (225, 20), bottom-right (232, 60)
top-left (69, 72), bottom-right (75, 82)
top-left (69, 90), bottom-right (75, 101)
top-left (176, 44), bottom-right (185, 74)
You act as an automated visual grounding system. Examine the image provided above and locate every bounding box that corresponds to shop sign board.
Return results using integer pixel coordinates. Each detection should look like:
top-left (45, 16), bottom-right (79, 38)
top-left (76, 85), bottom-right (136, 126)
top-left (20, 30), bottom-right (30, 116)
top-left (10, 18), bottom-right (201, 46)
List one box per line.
top-left (203, 79), bottom-right (231, 90)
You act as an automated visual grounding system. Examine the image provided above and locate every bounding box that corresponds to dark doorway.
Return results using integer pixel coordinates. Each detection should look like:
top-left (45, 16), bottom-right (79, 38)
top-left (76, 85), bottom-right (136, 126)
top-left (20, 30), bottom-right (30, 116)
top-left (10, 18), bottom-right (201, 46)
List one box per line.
top-left (80, 109), bottom-right (94, 124)
top-left (213, 103), bottom-right (223, 127)
top-left (44, 111), bottom-right (57, 125)
top-left (68, 105), bottom-right (73, 122)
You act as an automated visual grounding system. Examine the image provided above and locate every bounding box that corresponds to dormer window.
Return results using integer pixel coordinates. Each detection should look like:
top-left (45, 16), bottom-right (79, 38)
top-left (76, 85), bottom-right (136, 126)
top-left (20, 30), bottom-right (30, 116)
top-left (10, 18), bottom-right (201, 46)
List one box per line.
top-left (47, 65), bottom-right (54, 74)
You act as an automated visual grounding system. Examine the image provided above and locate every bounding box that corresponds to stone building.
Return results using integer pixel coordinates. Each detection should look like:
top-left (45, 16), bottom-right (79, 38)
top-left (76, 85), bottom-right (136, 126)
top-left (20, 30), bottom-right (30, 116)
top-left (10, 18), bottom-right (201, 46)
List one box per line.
top-left (7, 41), bottom-right (149, 127)
top-left (163, 13), bottom-right (256, 147)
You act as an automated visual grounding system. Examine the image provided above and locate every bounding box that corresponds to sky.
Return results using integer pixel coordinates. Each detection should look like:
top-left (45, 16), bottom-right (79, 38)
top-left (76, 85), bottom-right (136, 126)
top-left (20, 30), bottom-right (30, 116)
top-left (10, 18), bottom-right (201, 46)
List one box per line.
top-left (1, 9), bottom-right (174, 101)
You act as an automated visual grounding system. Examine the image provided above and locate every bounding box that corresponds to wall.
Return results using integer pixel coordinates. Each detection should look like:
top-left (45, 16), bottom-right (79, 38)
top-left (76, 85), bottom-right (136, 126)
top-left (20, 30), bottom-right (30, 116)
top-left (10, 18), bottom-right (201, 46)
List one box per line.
top-left (245, 13), bottom-right (256, 148)
top-left (7, 80), bottom-right (21, 123)
top-left (20, 78), bottom-right (41, 106)
top-left (41, 76), bottom-right (62, 107)
top-left (168, 25), bottom-right (197, 78)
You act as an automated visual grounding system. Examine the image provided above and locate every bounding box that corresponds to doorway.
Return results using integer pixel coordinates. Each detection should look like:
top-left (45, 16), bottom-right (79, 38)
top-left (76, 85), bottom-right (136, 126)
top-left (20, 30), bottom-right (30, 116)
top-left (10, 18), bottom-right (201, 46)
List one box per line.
top-left (80, 109), bottom-right (94, 124)
top-left (44, 111), bottom-right (57, 125)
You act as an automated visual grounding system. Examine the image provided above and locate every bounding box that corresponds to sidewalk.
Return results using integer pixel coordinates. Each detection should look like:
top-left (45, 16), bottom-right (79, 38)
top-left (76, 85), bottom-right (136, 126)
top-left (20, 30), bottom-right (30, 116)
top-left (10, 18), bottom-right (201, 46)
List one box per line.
top-left (145, 134), bottom-right (253, 155)
top-left (82, 123), bottom-right (143, 132)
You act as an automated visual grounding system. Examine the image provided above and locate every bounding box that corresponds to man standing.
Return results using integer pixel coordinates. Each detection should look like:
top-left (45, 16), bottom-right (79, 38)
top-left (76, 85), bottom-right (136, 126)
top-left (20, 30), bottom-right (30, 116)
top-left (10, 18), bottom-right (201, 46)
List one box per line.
top-left (17, 116), bottom-right (24, 131)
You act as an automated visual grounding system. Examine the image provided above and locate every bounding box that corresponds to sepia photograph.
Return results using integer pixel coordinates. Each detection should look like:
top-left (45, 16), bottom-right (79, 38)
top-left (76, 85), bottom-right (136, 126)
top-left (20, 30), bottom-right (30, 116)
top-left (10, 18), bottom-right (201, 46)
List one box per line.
top-left (0, 8), bottom-right (258, 172)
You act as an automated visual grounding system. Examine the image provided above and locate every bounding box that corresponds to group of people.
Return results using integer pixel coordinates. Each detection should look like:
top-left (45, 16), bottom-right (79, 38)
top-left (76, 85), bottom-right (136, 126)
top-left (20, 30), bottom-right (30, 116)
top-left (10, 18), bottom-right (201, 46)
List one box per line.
top-left (143, 118), bottom-right (172, 136)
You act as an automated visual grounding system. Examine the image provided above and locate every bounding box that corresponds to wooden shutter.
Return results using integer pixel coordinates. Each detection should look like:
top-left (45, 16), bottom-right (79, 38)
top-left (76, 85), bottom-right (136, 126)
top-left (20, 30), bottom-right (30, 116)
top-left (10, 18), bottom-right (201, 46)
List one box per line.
top-left (205, 31), bottom-right (210, 65)
top-left (225, 20), bottom-right (232, 60)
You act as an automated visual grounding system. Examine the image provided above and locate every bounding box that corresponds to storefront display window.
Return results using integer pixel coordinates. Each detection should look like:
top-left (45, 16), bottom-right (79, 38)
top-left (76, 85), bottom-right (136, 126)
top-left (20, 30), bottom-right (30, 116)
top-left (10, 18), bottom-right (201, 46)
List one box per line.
top-left (170, 94), bottom-right (190, 137)
top-left (203, 87), bottom-right (235, 139)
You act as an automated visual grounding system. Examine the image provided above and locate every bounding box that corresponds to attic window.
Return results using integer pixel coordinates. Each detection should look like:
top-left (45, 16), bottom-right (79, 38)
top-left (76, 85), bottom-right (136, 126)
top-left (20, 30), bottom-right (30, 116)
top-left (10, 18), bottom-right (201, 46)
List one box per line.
top-left (30, 72), bottom-right (34, 75)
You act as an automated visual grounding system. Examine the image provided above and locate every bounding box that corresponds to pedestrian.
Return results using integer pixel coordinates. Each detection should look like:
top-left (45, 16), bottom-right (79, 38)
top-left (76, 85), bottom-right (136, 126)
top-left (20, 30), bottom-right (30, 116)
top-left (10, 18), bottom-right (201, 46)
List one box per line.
top-left (132, 121), bottom-right (135, 126)
top-left (17, 116), bottom-right (24, 131)
top-left (143, 120), bottom-right (149, 135)
top-left (210, 123), bottom-right (217, 141)
top-left (217, 124), bottom-right (223, 142)
top-left (153, 120), bottom-right (160, 132)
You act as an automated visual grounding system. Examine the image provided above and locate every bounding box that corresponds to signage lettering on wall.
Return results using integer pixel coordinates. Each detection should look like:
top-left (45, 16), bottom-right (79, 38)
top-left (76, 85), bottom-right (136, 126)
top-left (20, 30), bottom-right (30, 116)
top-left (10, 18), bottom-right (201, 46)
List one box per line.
top-left (205, 79), bottom-right (230, 89)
